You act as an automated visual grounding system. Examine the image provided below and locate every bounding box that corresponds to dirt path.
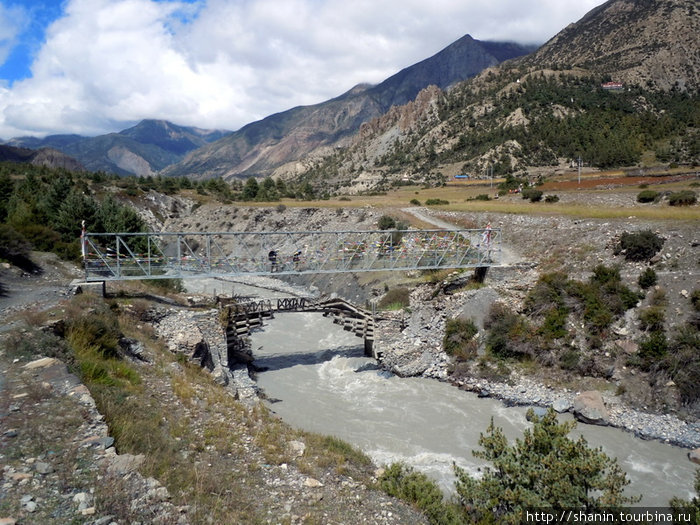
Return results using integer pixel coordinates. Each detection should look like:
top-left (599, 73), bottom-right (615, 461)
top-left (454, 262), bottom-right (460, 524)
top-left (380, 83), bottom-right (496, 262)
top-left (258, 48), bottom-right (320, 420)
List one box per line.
top-left (401, 207), bottom-right (522, 265)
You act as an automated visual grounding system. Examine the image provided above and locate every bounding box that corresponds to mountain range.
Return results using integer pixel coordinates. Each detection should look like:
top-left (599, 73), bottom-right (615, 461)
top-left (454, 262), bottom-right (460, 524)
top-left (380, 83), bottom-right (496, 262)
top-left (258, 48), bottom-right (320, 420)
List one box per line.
top-left (4, 120), bottom-right (230, 176)
top-left (295, 0), bottom-right (699, 193)
top-left (161, 36), bottom-right (535, 181)
top-left (3, 36), bottom-right (534, 179)
top-left (3, 0), bottom-right (698, 187)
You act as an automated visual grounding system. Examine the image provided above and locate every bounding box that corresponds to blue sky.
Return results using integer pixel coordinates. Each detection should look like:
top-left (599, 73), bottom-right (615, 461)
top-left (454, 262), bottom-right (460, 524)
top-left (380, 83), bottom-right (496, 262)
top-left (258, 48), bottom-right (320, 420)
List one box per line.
top-left (0, 0), bottom-right (607, 139)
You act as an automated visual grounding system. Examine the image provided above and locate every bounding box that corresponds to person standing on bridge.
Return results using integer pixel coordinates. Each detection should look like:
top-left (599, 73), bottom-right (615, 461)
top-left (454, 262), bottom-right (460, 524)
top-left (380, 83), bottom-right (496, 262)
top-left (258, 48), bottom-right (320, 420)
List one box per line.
top-left (268, 249), bottom-right (278, 272)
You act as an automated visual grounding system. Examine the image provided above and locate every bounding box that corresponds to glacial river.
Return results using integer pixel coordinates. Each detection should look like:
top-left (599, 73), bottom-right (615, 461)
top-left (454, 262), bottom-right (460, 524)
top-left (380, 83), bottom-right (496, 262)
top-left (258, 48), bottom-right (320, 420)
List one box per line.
top-left (250, 311), bottom-right (698, 507)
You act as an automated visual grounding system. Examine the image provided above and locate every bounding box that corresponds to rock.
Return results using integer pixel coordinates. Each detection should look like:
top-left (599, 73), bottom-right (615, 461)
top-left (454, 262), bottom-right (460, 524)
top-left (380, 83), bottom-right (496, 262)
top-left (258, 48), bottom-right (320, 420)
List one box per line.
top-left (615, 340), bottom-right (638, 355)
top-left (526, 407), bottom-right (548, 421)
top-left (573, 391), bottom-right (609, 426)
top-left (211, 365), bottom-right (229, 386)
top-left (552, 398), bottom-right (571, 413)
top-left (23, 357), bottom-right (60, 370)
top-left (286, 440), bottom-right (306, 458)
top-left (35, 461), bottom-right (54, 475)
top-left (680, 289), bottom-right (689, 298)
top-left (304, 477), bottom-right (323, 488)
top-left (689, 449), bottom-right (700, 465)
top-left (107, 453), bottom-right (145, 475)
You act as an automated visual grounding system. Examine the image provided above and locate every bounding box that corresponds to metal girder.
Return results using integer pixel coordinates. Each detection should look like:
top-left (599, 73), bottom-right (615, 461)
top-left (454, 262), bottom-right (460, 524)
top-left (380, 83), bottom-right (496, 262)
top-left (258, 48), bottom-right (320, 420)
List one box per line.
top-left (82, 228), bottom-right (501, 281)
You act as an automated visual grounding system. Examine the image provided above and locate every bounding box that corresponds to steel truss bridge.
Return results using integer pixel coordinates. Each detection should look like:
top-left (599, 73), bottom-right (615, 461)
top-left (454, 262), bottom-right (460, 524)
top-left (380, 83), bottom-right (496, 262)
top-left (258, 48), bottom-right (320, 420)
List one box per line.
top-left (82, 228), bottom-right (501, 282)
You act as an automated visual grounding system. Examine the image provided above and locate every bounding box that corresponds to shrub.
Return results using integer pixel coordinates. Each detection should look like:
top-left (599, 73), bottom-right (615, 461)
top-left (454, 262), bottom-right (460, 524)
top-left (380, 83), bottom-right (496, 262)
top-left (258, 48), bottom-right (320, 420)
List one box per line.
top-left (692, 289), bottom-right (700, 311)
top-left (636, 190), bottom-right (659, 203)
top-left (0, 224), bottom-right (40, 272)
top-left (409, 198), bottom-right (421, 205)
top-left (616, 230), bottom-right (664, 261)
top-left (638, 267), bottom-right (657, 289)
top-left (379, 463), bottom-right (461, 524)
top-left (638, 331), bottom-right (668, 370)
top-left (484, 303), bottom-right (532, 358)
top-left (521, 188), bottom-right (543, 202)
top-left (639, 306), bottom-right (665, 332)
top-left (443, 318), bottom-right (479, 360)
top-left (474, 194), bottom-right (490, 201)
top-left (660, 324), bottom-right (700, 406)
top-left (378, 287), bottom-right (410, 310)
top-left (559, 348), bottom-right (580, 370)
top-left (668, 190), bottom-right (697, 206)
top-left (425, 198), bottom-right (449, 205)
top-left (544, 194), bottom-right (559, 203)
top-left (377, 215), bottom-right (396, 230)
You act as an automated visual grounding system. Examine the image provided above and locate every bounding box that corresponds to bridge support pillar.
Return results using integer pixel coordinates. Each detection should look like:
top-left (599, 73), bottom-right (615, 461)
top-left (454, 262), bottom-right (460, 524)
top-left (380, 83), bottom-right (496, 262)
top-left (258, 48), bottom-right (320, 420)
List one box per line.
top-left (364, 338), bottom-right (373, 358)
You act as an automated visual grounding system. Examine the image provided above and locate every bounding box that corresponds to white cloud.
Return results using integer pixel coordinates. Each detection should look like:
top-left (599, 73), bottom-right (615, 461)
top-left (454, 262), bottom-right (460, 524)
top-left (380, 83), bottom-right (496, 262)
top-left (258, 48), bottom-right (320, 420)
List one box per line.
top-left (0, 0), bottom-right (606, 139)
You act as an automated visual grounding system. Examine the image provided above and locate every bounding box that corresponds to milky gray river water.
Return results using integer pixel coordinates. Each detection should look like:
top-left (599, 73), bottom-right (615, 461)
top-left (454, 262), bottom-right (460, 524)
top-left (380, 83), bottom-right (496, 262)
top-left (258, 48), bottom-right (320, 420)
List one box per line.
top-left (250, 311), bottom-right (697, 507)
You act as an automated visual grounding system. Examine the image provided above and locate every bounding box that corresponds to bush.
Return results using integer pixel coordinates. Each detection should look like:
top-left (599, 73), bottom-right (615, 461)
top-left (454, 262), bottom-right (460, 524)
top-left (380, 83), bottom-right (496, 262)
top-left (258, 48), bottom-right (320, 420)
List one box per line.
top-left (484, 303), bottom-right (532, 358)
top-left (636, 190), bottom-right (659, 203)
top-left (378, 287), bottom-right (410, 310)
top-left (377, 215), bottom-right (396, 230)
top-left (660, 324), bottom-right (700, 406)
top-left (638, 331), bottom-right (668, 370)
top-left (616, 230), bottom-right (664, 261)
top-left (474, 194), bottom-right (490, 201)
top-left (638, 267), bottom-right (657, 289)
top-left (639, 306), bottom-right (665, 332)
top-left (379, 463), bottom-right (461, 524)
top-left (443, 318), bottom-right (478, 360)
top-left (544, 194), bottom-right (559, 203)
top-left (559, 348), bottom-right (580, 370)
top-left (692, 289), bottom-right (700, 311)
top-left (0, 224), bottom-right (40, 272)
top-left (668, 190), bottom-right (697, 206)
top-left (425, 198), bottom-right (449, 205)
top-left (521, 188), bottom-right (543, 202)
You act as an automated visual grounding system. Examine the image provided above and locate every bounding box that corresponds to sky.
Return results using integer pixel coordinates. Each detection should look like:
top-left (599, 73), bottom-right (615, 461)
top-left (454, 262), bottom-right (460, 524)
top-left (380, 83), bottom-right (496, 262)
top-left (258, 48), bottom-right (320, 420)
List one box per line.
top-left (0, 0), bottom-right (607, 139)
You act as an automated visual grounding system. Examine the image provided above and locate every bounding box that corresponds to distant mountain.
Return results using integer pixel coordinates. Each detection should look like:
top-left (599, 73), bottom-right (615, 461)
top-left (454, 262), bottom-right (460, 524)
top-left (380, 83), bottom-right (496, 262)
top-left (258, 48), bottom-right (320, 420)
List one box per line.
top-left (162, 35), bottom-right (536, 181)
top-left (296, 0), bottom-right (699, 193)
top-left (0, 144), bottom-right (84, 172)
top-left (6, 120), bottom-right (231, 176)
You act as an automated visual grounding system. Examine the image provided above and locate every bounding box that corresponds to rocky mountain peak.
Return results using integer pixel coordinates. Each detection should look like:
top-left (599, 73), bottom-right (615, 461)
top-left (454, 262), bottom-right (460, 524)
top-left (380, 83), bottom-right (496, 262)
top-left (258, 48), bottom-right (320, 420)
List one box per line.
top-left (525, 0), bottom-right (699, 91)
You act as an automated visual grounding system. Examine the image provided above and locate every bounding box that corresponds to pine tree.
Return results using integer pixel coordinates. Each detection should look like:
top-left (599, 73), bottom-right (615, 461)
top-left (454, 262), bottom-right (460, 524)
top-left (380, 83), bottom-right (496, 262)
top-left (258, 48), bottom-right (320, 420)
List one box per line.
top-left (454, 409), bottom-right (639, 524)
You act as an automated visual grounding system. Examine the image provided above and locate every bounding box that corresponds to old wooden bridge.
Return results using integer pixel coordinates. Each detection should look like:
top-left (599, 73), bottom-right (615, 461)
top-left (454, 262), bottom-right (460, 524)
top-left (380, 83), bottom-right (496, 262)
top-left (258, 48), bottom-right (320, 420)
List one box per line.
top-left (220, 296), bottom-right (379, 361)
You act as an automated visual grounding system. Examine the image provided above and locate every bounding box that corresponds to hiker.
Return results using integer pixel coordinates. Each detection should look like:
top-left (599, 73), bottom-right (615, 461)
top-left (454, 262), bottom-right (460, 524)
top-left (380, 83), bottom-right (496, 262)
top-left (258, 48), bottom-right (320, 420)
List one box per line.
top-left (268, 249), bottom-right (278, 272)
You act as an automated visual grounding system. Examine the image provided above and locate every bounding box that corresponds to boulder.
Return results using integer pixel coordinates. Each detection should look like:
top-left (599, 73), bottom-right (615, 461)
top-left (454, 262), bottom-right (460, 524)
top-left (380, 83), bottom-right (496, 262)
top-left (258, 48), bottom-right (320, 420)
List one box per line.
top-left (573, 391), bottom-right (609, 426)
top-left (552, 398), bottom-right (571, 413)
top-left (689, 449), bottom-right (700, 465)
top-left (526, 407), bottom-right (549, 421)
top-left (615, 340), bottom-right (638, 355)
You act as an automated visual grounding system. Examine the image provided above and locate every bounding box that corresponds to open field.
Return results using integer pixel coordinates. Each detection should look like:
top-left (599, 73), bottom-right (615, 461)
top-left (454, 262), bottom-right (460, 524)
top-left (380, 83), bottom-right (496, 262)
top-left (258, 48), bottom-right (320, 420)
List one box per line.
top-left (239, 169), bottom-right (700, 223)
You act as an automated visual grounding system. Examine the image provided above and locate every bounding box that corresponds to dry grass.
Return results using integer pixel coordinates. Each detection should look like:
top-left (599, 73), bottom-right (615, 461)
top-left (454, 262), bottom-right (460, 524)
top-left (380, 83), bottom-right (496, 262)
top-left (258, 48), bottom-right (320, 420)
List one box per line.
top-left (243, 176), bottom-right (700, 222)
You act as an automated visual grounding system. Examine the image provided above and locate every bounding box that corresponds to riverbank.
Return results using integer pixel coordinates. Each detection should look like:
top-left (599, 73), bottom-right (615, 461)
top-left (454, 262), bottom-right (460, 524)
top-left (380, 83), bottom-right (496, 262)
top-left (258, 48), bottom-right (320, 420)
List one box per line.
top-left (374, 281), bottom-right (700, 452)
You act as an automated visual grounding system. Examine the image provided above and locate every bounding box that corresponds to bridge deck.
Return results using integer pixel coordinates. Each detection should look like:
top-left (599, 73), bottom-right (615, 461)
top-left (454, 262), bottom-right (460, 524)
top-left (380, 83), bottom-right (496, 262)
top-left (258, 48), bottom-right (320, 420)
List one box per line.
top-left (82, 228), bottom-right (500, 281)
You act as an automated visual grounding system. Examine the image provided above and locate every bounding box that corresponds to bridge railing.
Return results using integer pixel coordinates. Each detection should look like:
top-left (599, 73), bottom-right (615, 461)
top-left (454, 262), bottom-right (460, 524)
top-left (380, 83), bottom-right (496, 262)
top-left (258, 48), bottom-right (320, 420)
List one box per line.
top-left (82, 228), bottom-right (501, 281)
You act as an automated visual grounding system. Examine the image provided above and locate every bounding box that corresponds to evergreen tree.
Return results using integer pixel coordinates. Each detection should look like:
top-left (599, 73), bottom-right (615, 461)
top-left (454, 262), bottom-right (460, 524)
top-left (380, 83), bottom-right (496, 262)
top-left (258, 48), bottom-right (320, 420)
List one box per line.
top-left (0, 172), bottom-right (15, 222)
top-left (454, 409), bottom-right (639, 524)
top-left (242, 177), bottom-right (259, 200)
top-left (55, 190), bottom-right (99, 242)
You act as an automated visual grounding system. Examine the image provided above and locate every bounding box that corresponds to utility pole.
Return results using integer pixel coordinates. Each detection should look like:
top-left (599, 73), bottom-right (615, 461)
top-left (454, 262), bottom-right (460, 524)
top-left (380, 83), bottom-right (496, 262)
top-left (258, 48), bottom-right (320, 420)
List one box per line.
top-left (578, 156), bottom-right (582, 185)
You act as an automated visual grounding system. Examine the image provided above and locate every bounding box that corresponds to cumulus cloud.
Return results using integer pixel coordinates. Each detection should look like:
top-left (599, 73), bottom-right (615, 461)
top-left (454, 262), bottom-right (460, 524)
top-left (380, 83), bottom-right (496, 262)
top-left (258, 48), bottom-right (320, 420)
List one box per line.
top-left (0, 0), bottom-right (606, 138)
